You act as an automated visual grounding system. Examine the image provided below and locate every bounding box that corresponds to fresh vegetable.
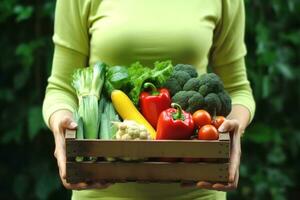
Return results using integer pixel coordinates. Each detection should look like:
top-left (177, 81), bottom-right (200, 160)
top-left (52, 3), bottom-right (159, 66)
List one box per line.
top-left (113, 120), bottom-right (151, 161)
top-left (156, 103), bottom-right (194, 140)
top-left (111, 90), bottom-right (157, 139)
top-left (99, 96), bottom-right (121, 140)
top-left (139, 82), bottom-right (171, 128)
top-left (172, 73), bottom-right (232, 116)
top-left (113, 120), bottom-right (151, 140)
top-left (212, 116), bottom-right (226, 129)
top-left (105, 60), bottom-right (173, 106)
top-left (163, 64), bottom-right (198, 96)
top-left (192, 109), bottom-right (212, 128)
top-left (128, 61), bottom-right (173, 105)
top-left (198, 124), bottom-right (219, 140)
top-left (72, 62), bottom-right (106, 139)
top-left (172, 91), bottom-right (204, 113)
top-left (96, 96), bottom-right (121, 162)
top-left (188, 73), bottom-right (231, 116)
top-left (104, 65), bottom-right (130, 96)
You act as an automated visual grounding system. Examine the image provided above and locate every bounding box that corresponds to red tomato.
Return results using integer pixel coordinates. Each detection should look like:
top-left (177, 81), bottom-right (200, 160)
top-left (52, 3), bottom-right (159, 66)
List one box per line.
top-left (192, 110), bottom-right (211, 128)
top-left (212, 116), bottom-right (226, 129)
top-left (198, 124), bottom-right (219, 140)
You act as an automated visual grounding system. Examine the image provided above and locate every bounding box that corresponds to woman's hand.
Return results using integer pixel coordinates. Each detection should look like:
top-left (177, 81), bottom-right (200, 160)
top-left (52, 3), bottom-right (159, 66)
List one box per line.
top-left (198, 119), bottom-right (242, 191)
top-left (181, 119), bottom-right (243, 191)
top-left (50, 109), bottom-right (112, 190)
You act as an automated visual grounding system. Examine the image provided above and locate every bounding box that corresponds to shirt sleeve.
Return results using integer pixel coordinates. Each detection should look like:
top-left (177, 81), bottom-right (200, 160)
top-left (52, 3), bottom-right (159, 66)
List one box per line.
top-left (210, 0), bottom-right (256, 123)
top-left (42, 0), bottom-right (91, 127)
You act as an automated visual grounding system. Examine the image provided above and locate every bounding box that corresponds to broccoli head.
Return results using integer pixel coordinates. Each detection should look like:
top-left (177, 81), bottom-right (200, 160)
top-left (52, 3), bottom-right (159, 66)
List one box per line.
top-left (163, 71), bottom-right (191, 96)
top-left (172, 91), bottom-right (205, 113)
top-left (163, 77), bottom-right (182, 97)
top-left (171, 72), bottom-right (232, 116)
top-left (187, 92), bottom-right (205, 113)
top-left (183, 77), bottom-right (201, 91)
top-left (174, 64), bottom-right (198, 78)
top-left (198, 73), bottom-right (224, 96)
top-left (163, 64), bottom-right (198, 96)
top-left (203, 93), bottom-right (222, 116)
top-left (218, 91), bottom-right (232, 116)
top-left (172, 71), bottom-right (191, 87)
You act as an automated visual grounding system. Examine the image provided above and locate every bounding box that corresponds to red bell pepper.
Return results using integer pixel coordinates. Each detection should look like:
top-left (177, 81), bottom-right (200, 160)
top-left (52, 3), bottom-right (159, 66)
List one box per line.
top-left (156, 103), bottom-right (195, 140)
top-left (139, 82), bottom-right (171, 129)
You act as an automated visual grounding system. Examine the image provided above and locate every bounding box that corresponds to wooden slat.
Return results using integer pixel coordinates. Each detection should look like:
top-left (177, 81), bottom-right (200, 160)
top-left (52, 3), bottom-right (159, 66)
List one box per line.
top-left (66, 162), bottom-right (229, 183)
top-left (66, 139), bottom-right (230, 158)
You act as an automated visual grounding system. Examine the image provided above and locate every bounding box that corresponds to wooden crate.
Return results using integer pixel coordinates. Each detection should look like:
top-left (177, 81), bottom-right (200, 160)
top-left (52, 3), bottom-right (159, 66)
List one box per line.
top-left (65, 130), bottom-right (230, 184)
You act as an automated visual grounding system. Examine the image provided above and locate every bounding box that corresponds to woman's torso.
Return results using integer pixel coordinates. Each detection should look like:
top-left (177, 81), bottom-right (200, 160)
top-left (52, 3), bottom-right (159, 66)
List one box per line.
top-left (88, 0), bottom-right (220, 74)
top-left (76, 0), bottom-right (225, 199)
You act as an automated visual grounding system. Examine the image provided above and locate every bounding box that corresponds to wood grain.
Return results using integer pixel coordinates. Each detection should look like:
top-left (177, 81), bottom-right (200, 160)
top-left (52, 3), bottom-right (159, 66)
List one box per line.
top-left (66, 161), bottom-right (229, 183)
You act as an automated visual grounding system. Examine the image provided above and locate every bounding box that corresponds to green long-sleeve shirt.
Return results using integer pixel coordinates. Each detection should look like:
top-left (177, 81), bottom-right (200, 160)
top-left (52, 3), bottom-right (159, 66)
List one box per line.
top-left (43, 0), bottom-right (255, 199)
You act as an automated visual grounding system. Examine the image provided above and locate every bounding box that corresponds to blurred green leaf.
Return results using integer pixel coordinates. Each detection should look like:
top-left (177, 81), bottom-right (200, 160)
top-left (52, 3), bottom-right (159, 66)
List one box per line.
top-left (42, 2), bottom-right (55, 19)
top-left (0, 89), bottom-right (14, 102)
top-left (269, 96), bottom-right (284, 112)
top-left (15, 40), bottom-right (45, 68)
top-left (14, 68), bottom-right (30, 90)
top-left (0, 0), bottom-right (16, 22)
top-left (28, 106), bottom-right (46, 140)
top-left (245, 123), bottom-right (274, 143)
top-left (275, 62), bottom-right (294, 80)
top-left (1, 124), bottom-right (22, 144)
top-left (285, 130), bottom-right (300, 158)
top-left (14, 5), bottom-right (33, 22)
top-left (262, 75), bottom-right (271, 98)
top-left (267, 168), bottom-right (293, 187)
top-left (281, 31), bottom-right (300, 45)
top-left (267, 146), bottom-right (286, 164)
top-left (15, 43), bottom-right (34, 68)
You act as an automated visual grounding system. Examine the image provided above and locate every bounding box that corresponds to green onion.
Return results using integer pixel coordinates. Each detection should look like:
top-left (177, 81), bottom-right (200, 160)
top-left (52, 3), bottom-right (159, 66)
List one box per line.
top-left (73, 111), bottom-right (84, 162)
top-left (72, 62), bottom-right (106, 139)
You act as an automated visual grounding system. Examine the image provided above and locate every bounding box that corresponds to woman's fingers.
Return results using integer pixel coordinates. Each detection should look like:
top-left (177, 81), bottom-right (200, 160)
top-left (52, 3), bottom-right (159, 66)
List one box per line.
top-left (196, 181), bottom-right (213, 189)
top-left (59, 115), bottom-right (77, 131)
top-left (218, 119), bottom-right (241, 183)
top-left (218, 119), bottom-right (239, 133)
top-left (212, 170), bottom-right (239, 191)
top-left (62, 179), bottom-right (112, 190)
top-left (229, 136), bottom-right (241, 183)
top-left (191, 119), bottom-right (242, 191)
top-left (54, 115), bottom-right (78, 179)
top-left (228, 124), bottom-right (241, 183)
top-left (50, 110), bottom-right (113, 190)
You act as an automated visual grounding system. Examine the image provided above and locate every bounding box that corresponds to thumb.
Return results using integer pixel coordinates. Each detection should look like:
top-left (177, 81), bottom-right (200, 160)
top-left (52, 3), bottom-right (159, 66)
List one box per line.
top-left (60, 116), bottom-right (77, 130)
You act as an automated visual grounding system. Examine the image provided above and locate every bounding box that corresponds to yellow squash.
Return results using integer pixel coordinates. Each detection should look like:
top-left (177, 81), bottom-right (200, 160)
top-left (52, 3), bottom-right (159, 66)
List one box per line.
top-left (111, 90), bottom-right (156, 139)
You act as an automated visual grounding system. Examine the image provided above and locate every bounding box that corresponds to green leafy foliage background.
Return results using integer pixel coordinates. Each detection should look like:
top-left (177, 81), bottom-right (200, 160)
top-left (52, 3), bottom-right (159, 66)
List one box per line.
top-left (0, 0), bottom-right (299, 199)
